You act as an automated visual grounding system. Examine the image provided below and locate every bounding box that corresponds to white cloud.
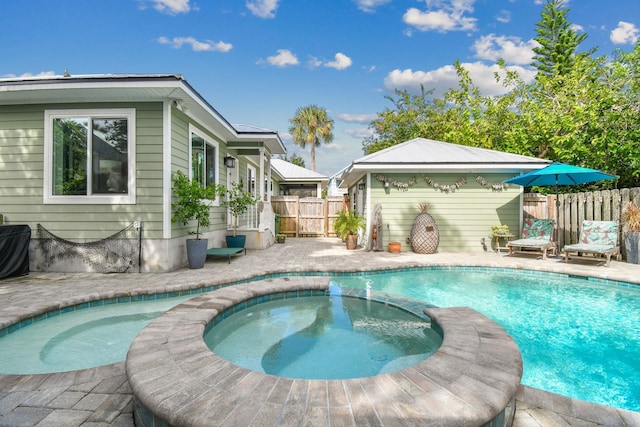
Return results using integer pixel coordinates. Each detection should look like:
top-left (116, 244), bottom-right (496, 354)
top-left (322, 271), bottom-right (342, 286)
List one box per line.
top-left (344, 127), bottom-right (375, 139)
top-left (158, 36), bottom-right (232, 52)
top-left (337, 113), bottom-right (378, 123)
top-left (610, 21), bottom-right (639, 45)
top-left (246, 0), bottom-right (280, 18)
top-left (354, 0), bottom-right (392, 13)
top-left (144, 0), bottom-right (191, 14)
top-left (307, 57), bottom-right (324, 69)
top-left (472, 34), bottom-right (538, 65)
top-left (324, 53), bottom-right (353, 70)
top-left (496, 10), bottom-right (510, 24)
top-left (260, 49), bottom-right (300, 67)
top-left (2, 71), bottom-right (56, 78)
top-left (403, 0), bottom-right (477, 32)
top-left (384, 62), bottom-right (537, 98)
top-left (307, 53), bottom-right (353, 70)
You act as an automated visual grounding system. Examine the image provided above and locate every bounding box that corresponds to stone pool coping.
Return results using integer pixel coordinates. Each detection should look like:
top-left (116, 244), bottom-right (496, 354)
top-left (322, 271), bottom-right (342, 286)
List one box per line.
top-left (126, 276), bottom-right (522, 427)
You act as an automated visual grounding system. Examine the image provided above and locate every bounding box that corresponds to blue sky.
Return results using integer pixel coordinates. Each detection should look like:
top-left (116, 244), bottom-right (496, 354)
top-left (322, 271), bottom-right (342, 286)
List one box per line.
top-left (2, 0), bottom-right (639, 176)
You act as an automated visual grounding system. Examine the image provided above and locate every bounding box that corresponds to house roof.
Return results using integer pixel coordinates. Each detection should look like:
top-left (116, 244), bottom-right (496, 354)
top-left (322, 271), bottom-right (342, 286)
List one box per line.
top-left (341, 137), bottom-right (551, 187)
top-left (271, 159), bottom-right (328, 182)
top-left (0, 73), bottom-right (286, 155)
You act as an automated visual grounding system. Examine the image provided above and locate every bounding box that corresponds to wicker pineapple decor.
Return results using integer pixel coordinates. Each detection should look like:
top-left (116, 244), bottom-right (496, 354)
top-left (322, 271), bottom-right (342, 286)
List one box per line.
top-left (411, 203), bottom-right (439, 254)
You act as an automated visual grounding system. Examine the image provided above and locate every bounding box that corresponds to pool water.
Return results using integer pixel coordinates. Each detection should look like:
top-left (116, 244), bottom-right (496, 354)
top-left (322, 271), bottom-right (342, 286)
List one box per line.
top-left (0, 296), bottom-right (192, 374)
top-left (330, 269), bottom-right (640, 412)
top-left (204, 295), bottom-right (442, 379)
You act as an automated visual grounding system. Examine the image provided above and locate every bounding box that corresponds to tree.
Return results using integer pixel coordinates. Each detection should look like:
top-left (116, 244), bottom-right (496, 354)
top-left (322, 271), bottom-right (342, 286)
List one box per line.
top-left (362, 64), bottom-right (519, 155)
top-left (532, 0), bottom-right (589, 76)
top-left (279, 152), bottom-right (306, 168)
top-left (362, 86), bottom-right (435, 154)
top-left (288, 105), bottom-right (334, 171)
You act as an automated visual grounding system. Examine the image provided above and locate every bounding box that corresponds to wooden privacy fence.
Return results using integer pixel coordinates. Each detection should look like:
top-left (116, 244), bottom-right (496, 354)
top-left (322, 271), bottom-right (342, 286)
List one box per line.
top-left (523, 187), bottom-right (640, 255)
top-left (271, 196), bottom-right (345, 237)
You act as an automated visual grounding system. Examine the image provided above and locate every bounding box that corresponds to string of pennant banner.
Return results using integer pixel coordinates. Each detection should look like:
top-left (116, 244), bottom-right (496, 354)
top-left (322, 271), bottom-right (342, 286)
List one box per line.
top-left (374, 174), bottom-right (510, 193)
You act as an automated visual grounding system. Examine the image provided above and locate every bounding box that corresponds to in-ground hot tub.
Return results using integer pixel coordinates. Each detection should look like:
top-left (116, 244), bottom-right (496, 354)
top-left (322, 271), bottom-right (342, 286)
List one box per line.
top-left (204, 285), bottom-right (443, 380)
top-left (126, 277), bottom-right (523, 427)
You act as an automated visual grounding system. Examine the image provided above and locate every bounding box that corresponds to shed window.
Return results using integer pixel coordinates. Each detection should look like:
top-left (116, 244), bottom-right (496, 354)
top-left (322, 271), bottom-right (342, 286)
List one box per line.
top-left (43, 109), bottom-right (136, 204)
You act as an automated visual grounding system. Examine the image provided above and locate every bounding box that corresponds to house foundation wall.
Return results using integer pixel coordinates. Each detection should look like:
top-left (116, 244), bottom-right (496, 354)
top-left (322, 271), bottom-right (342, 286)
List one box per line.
top-left (27, 229), bottom-right (274, 273)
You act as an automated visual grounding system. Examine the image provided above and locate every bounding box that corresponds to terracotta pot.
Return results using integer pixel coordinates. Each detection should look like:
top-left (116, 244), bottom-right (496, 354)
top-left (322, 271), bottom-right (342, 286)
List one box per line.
top-left (345, 234), bottom-right (358, 250)
top-left (388, 242), bottom-right (401, 253)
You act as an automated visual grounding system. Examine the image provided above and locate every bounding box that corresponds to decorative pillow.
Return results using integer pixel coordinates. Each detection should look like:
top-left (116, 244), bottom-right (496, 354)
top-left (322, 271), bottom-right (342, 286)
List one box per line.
top-left (521, 218), bottom-right (554, 240)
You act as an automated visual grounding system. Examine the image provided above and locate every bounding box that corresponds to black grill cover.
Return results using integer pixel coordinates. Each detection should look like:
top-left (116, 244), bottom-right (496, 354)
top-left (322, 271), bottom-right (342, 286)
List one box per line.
top-left (0, 225), bottom-right (31, 279)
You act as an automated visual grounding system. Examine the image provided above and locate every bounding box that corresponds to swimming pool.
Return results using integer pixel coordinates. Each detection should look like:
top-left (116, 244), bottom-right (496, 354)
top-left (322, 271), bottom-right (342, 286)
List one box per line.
top-left (329, 268), bottom-right (640, 412)
top-left (1, 266), bottom-right (638, 412)
top-left (0, 295), bottom-right (193, 374)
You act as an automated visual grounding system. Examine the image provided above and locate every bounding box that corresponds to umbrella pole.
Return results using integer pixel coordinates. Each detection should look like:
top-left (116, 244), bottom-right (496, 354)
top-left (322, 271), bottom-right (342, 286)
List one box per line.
top-left (555, 180), bottom-right (560, 255)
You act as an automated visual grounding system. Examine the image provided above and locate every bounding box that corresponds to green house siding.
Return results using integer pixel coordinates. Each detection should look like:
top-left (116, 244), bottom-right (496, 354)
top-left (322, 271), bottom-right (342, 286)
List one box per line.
top-left (0, 102), bottom-right (166, 239)
top-left (169, 110), bottom-right (228, 239)
top-left (367, 173), bottom-right (521, 252)
top-left (0, 105), bottom-right (45, 219)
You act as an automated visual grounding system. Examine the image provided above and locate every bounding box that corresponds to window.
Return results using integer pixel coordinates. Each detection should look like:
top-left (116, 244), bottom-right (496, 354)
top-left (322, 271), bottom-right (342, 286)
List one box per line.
top-left (44, 109), bottom-right (136, 204)
top-left (247, 165), bottom-right (256, 198)
top-left (189, 125), bottom-right (219, 201)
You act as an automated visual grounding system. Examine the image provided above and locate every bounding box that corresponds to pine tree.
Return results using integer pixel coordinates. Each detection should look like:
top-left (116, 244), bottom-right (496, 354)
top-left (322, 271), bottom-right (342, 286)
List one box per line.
top-left (532, 0), bottom-right (589, 76)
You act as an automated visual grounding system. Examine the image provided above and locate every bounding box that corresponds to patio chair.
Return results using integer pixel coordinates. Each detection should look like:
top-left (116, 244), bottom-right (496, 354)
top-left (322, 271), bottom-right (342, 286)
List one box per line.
top-left (206, 247), bottom-right (246, 264)
top-left (562, 220), bottom-right (620, 267)
top-left (507, 218), bottom-right (556, 260)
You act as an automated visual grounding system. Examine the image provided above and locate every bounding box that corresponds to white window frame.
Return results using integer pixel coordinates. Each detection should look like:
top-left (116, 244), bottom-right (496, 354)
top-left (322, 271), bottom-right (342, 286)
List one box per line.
top-left (246, 164), bottom-right (257, 198)
top-left (188, 124), bottom-right (220, 206)
top-left (43, 108), bottom-right (136, 205)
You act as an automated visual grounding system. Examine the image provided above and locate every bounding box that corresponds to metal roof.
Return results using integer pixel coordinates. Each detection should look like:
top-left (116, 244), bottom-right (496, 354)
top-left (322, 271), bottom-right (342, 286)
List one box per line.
top-left (341, 137), bottom-right (551, 188)
top-left (354, 138), bottom-right (549, 167)
top-left (0, 73), bottom-right (286, 155)
top-left (271, 159), bottom-right (328, 182)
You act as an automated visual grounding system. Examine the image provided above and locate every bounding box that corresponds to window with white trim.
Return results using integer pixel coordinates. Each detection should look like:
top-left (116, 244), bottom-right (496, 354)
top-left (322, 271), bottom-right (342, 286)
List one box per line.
top-left (43, 109), bottom-right (136, 204)
top-left (189, 125), bottom-right (220, 202)
top-left (247, 165), bottom-right (257, 198)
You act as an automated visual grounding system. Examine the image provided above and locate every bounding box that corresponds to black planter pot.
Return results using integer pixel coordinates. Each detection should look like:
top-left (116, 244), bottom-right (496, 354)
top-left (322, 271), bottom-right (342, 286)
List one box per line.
top-left (624, 232), bottom-right (640, 264)
top-left (186, 239), bottom-right (208, 269)
top-left (226, 235), bottom-right (246, 248)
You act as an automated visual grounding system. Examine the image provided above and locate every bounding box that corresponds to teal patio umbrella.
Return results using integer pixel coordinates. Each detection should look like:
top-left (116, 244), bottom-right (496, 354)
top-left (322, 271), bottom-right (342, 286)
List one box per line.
top-left (503, 162), bottom-right (617, 188)
top-left (504, 162), bottom-right (618, 247)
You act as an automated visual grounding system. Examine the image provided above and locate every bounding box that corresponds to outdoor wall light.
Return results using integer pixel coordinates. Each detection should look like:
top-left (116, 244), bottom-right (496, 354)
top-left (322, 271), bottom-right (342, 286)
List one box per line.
top-left (384, 180), bottom-right (390, 188)
top-left (223, 156), bottom-right (236, 168)
top-left (358, 183), bottom-right (365, 190)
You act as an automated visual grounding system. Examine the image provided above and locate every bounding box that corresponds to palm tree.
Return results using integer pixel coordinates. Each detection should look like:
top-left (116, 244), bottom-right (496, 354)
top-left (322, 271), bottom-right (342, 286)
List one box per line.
top-left (288, 105), bottom-right (334, 171)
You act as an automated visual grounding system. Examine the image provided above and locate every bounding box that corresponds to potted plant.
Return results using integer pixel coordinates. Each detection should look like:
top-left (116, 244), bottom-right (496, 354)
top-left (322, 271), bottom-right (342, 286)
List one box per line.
top-left (171, 171), bottom-right (221, 269)
top-left (491, 225), bottom-right (510, 237)
top-left (218, 181), bottom-right (257, 248)
top-left (333, 210), bottom-right (365, 250)
top-left (622, 200), bottom-right (640, 264)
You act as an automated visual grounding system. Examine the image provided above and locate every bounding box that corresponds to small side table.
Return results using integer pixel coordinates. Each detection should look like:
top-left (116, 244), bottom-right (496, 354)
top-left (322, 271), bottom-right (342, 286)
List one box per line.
top-left (494, 234), bottom-right (514, 253)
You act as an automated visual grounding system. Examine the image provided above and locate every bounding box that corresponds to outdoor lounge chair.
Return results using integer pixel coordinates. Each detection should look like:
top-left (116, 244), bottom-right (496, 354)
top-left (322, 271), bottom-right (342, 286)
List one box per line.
top-left (206, 247), bottom-right (245, 264)
top-left (562, 220), bottom-right (620, 267)
top-left (507, 218), bottom-right (556, 260)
